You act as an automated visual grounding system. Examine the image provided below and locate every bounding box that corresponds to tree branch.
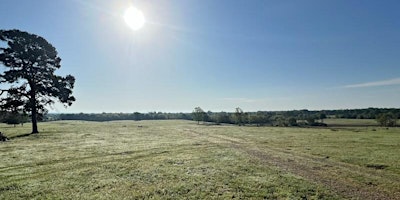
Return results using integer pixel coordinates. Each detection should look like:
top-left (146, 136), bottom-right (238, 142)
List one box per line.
top-left (0, 89), bottom-right (8, 95)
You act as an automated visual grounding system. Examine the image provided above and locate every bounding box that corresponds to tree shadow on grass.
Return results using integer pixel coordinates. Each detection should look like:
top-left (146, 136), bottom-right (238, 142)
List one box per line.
top-left (8, 133), bottom-right (32, 139)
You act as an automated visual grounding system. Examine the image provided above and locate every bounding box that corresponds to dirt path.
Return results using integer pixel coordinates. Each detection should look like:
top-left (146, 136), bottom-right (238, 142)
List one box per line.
top-left (183, 128), bottom-right (400, 200)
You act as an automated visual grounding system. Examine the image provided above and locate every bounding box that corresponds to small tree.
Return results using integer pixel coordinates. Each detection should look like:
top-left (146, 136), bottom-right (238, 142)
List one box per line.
top-left (376, 113), bottom-right (397, 127)
top-left (0, 29), bottom-right (75, 134)
top-left (192, 107), bottom-right (206, 124)
top-left (234, 107), bottom-right (244, 126)
top-left (319, 113), bottom-right (327, 123)
top-left (306, 116), bottom-right (317, 125)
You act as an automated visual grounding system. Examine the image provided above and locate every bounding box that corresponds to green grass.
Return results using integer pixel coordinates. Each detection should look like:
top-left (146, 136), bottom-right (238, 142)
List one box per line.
top-left (0, 120), bottom-right (399, 199)
top-left (323, 118), bottom-right (379, 126)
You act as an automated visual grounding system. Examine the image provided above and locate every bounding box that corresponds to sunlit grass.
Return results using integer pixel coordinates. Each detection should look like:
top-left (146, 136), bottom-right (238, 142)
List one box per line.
top-left (324, 118), bottom-right (379, 126)
top-left (1, 120), bottom-right (399, 199)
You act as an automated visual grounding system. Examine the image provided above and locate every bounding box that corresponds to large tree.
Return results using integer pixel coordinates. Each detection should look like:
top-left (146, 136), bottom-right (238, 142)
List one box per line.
top-left (0, 29), bottom-right (75, 134)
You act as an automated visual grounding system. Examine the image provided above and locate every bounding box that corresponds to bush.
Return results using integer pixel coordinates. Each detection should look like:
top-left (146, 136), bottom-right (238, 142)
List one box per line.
top-left (376, 113), bottom-right (397, 127)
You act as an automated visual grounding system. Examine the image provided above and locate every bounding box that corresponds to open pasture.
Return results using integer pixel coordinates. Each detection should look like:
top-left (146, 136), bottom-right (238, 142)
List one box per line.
top-left (323, 118), bottom-right (379, 127)
top-left (0, 120), bottom-right (399, 199)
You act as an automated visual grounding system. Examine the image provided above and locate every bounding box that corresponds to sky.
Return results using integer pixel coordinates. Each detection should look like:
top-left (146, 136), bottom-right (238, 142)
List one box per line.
top-left (0, 0), bottom-right (400, 113)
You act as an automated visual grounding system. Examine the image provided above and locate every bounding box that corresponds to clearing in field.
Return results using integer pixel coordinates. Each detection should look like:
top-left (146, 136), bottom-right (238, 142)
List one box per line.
top-left (0, 120), bottom-right (399, 199)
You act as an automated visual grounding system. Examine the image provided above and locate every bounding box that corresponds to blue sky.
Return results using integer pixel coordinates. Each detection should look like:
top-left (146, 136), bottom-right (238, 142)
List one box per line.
top-left (1, 0), bottom-right (400, 113)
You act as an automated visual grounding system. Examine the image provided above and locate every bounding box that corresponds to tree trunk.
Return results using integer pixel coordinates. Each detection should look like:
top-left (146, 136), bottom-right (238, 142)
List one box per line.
top-left (30, 86), bottom-right (39, 134)
top-left (31, 108), bottom-right (38, 134)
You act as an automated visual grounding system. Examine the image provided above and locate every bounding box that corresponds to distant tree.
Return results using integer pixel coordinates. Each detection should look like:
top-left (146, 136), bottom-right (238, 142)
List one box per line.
top-left (132, 112), bottom-right (142, 121)
top-left (306, 117), bottom-right (316, 125)
top-left (215, 112), bottom-right (231, 124)
top-left (319, 113), bottom-right (327, 123)
top-left (192, 107), bottom-right (206, 124)
top-left (248, 114), bottom-right (260, 126)
top-left (205, 111), bottom-right (212, 122)
top-left (273, 115), bottom-right (288, 127)
top-left (248, 112), bottom-right (270, 126)
top-left (234, 107), bottom-right (244, 126)
top-left (288, 117), bottom-right (298, 126)
top-left (0, 29), bottom-right (75, 134)
top-left (376, 113), bottom-right (397, 127)
top-left (243, 112), bottom-right (249, 124)
top-left (178, 113), bottom-right (192, 120)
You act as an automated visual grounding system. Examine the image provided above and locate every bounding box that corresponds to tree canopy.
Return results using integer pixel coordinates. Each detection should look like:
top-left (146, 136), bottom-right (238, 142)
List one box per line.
top-left (0, 29), bottom-right (75, 133)
top-left (192, 107), bottom-right (207, 124)
top-left (376, 113), bottom-right (397, 127)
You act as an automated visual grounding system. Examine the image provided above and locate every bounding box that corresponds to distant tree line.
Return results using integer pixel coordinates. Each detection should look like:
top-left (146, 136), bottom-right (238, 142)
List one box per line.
top-left (192, 108), bottom-right (326, 127)
top-left (192, 107), bottom-right (400, 127)
top-left (321, 108), bottom-right (400, 119)
top-left (46, 107), bottom-right (400, 127)
top-left (57, 112), bottom-right (192, 122)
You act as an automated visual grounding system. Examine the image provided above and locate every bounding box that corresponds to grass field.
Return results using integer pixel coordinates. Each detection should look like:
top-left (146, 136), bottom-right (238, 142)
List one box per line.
top-left (0, 120), bottom-right (399, 199)
top-left (323, 118), bottom-right (379, 126)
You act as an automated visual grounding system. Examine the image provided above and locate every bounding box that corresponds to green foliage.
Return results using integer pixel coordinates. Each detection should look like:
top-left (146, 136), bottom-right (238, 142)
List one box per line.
top-left (273, 115), bottom-right (288, 127)
top-left (0, 29), bottom-right (75, 133)
top-left (3, 113), bottom-right (20, 126)
top-left (376, 113), bottom-right (397, 127)
top-left (233, 107), bottom-right (244, 125)
top-left (214, 112), bottom-right (231, 124)
top-left (319, 113), bottom-right (327, 123)
top-left (1, 111), bottom-right (29, 126)
top-left (288, 117), bottom-right (297, 126)
top-left (306, 116), bottom-right (316, 125)
top-left (192, 107), bottom-right (207, 124)
top-left (59, 112), bottom-right (192, 121)
top-left (248, 112), bottom-right (270, 126)
top-left (53, 108), bottom-right (400, 128)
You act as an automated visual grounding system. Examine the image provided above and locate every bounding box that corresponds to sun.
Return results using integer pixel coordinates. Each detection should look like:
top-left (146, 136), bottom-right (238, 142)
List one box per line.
top-left (124, 7), bottom-right (145, 31)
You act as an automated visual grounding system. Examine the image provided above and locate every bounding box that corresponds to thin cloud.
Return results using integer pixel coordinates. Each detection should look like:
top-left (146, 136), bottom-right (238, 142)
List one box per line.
top-left (344, 78), bottom-right (400, 88)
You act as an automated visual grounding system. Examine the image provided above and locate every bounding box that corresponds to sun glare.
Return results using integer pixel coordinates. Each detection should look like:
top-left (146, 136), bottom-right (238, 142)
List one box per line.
top-left (124, 7), bottom-right (145, 31)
